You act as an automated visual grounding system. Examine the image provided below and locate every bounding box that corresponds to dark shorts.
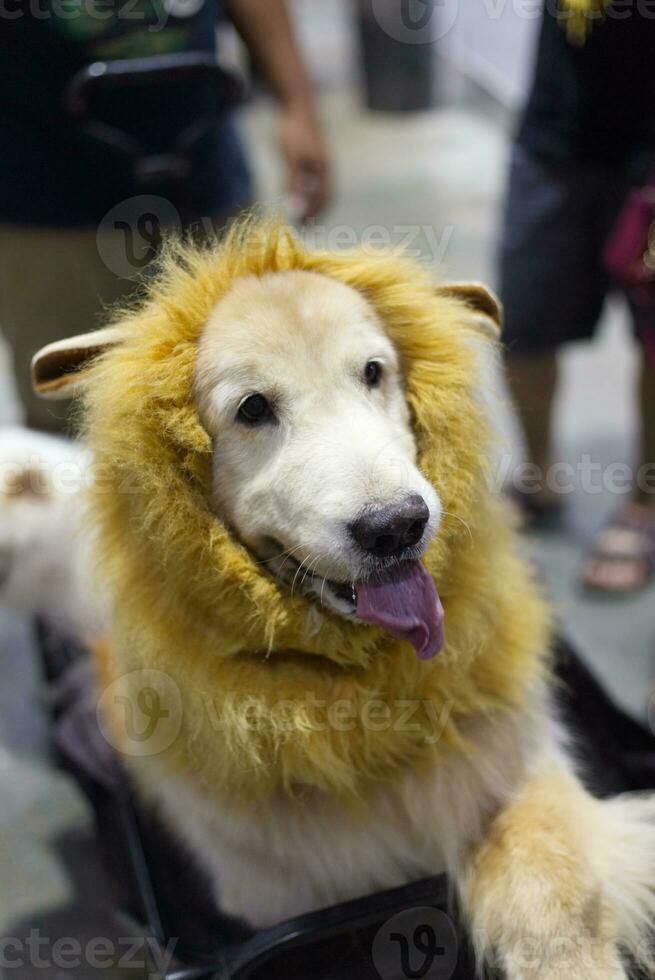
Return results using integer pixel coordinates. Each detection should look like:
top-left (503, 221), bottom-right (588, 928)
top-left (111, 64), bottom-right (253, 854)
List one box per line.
top-left (499, 144), bottom-right (633, 355)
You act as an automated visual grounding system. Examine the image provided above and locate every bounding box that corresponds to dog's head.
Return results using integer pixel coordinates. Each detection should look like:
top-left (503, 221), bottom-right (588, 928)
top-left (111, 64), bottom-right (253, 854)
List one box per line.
top-left (32, 224), bottom-right (501, 663)
top-left (194, 270), bottom-right (445, 625)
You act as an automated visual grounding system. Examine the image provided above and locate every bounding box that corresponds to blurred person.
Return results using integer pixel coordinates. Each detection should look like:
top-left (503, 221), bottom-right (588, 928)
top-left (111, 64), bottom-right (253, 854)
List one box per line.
top-left (0, 0), bottom-right (329, 433)
top-left (500, 0), bottom-right (655, 594)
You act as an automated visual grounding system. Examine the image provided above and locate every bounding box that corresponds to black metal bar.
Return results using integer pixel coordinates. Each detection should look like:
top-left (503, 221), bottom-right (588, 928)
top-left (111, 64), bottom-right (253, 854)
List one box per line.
top-left (64, 54), bottom-right (244, 122)
top-left (164, 876), bottom-right (450, 980)
top-left (115, 791), bottom-right (168, 949)
top-left (166, 966), bottom-right (224, 980)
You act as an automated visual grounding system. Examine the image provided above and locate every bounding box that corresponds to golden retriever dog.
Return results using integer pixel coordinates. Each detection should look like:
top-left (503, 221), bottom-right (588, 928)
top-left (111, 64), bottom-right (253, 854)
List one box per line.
top-left (31, 221), bottom-right (655, 979)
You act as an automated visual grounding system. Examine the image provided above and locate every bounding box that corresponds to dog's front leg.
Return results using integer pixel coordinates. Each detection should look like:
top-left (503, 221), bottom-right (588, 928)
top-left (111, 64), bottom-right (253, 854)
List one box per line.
top-left (459, 757), bottom-right (627, 980)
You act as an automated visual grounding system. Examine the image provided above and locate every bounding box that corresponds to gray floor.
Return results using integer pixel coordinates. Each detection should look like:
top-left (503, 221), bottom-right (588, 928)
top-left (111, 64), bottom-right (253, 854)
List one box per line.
top-left (1, 39), bottom-right (654, 976)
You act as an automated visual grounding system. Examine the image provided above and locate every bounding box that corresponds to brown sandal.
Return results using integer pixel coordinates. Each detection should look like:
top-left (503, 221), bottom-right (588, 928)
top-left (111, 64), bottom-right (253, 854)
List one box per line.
top-left (580, 507), bottom-right (655, 595)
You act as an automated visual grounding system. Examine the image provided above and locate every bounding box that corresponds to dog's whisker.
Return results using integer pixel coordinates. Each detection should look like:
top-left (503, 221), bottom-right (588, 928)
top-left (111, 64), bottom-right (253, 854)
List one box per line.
top-left (255, 544), bottom-right (305, 567)
top-left (441, 510), bottom-right (473, 543)
top-left (255, 552), bottom-right (290, 567)
top-left (279, 544), bottom-right (313, 576)
top-left (301, 559), bottom-right (316, 586)
top-left (302, 552), bottom-right (326, 586)
top-left (291, 553), bottom-right (314, 597)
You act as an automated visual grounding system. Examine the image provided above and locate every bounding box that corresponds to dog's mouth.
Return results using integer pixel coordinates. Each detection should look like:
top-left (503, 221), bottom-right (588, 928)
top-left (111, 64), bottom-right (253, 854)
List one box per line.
top-left (259, 543), bottom-right (445, 660)
top-left (355, 560), bottom-right (445, 660)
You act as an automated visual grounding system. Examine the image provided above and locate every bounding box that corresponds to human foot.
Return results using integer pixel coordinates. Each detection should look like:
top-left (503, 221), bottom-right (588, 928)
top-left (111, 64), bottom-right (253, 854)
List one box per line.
top-left (580, 501), bottom-right (655, 594)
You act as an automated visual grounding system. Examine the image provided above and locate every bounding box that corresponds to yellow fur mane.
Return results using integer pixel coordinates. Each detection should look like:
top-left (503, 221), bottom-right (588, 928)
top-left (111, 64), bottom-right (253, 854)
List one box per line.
top-left (83, 219), bottom-right (551, 803)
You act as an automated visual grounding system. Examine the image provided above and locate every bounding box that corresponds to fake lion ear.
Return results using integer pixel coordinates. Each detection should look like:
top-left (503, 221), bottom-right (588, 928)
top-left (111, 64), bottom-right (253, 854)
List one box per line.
top-left (437, 282), bottom-right (502, 342)
top-left (31, 326), bottom-right (127, 400)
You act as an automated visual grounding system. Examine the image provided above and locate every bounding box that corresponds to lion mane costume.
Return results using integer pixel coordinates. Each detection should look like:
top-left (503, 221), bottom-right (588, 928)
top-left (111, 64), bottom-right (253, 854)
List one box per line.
top-left (33, 220), bottom-right (550, 806)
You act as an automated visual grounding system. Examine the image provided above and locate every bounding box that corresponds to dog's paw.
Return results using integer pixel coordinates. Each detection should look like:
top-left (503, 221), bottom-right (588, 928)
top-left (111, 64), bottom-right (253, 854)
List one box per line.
top-left (590, 792), bottom-right (655, 971)
top-left (501, 944), bottom-right (628, 980)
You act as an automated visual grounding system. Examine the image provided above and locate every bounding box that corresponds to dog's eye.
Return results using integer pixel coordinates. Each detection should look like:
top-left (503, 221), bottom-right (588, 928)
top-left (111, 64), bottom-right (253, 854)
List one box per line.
top-left (237, 393), bottom-right (274, 426)
top-left (364, 360), bottom-right (383, 388)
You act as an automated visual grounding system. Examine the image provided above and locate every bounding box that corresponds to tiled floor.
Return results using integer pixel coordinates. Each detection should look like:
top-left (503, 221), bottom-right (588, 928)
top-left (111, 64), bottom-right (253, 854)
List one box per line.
top-left (1, 35), bottom-right (654, 975)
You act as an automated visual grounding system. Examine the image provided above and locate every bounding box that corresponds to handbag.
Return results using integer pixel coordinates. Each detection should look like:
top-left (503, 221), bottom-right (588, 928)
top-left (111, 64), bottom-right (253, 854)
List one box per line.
top-left (603, 180), bottom-right (655, 363)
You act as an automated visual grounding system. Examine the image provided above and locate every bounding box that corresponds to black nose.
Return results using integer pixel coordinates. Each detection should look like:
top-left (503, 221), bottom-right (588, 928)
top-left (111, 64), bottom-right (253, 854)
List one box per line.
top-left (349, 494), bottom-right (430, 558)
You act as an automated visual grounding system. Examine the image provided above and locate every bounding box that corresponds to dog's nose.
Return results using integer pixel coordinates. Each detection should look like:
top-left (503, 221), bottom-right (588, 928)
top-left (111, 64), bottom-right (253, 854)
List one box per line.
top-left (349, 494), bottom-right (430, 558)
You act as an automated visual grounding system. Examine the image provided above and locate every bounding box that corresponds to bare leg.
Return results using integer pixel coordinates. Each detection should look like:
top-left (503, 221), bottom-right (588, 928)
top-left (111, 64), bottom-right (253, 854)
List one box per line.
top-left (636, 348), bottom-right (655, 505)
top-left (506, 351), bottom-right (560, 506)
top-left (582, 350), bottom-right (655, 592)
top-left (0, 225), bottom-right (130, 435)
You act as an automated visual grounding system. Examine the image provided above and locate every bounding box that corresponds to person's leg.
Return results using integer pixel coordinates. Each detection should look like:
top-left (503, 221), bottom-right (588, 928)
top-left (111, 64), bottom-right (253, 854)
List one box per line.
top-left (0, 209), bottom-right (246, 435)
top-left (580, 348), bottom-right (655, 591)
top-left (0, 224), bottom-right (131, 434)
top-left (506, 351), bottom-right (559, 504)
top-left (636, 346), bottom-right (655, 505)
top-left (499, 146), bottom-right (603, 523)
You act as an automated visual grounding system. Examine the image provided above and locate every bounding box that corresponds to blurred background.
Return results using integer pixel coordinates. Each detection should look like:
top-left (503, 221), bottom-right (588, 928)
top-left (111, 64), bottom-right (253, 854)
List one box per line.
top-left (1, 2), bottom-right (653, 975)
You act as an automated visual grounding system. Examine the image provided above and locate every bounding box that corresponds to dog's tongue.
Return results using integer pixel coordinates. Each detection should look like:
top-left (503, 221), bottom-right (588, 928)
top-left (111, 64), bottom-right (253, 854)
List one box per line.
top-left (356, 560), bottom-right (445, 659)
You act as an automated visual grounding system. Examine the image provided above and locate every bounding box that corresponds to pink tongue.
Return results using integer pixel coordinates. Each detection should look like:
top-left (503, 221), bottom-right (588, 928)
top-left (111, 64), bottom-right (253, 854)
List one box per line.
top-left (356, 560), bottom-right (445, 659)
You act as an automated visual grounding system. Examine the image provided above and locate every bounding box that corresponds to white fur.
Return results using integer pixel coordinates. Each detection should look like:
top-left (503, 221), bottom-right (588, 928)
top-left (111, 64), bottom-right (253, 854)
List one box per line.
top-left (145, 695), bottom-right (553, 928)
top-left (589, 792), bottom-right (655, 970)
top-left (0, 426), bottom-right (103, 639)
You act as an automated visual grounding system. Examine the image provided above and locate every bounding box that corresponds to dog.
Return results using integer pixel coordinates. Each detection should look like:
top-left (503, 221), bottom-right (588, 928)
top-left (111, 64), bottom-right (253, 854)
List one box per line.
top-left (30, 221), bottom-right (655, 979)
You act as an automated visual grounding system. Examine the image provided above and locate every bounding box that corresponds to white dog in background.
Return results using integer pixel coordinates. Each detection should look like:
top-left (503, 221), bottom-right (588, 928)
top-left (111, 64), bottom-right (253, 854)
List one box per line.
top-left (0, 426), bottom-right (100, 639)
